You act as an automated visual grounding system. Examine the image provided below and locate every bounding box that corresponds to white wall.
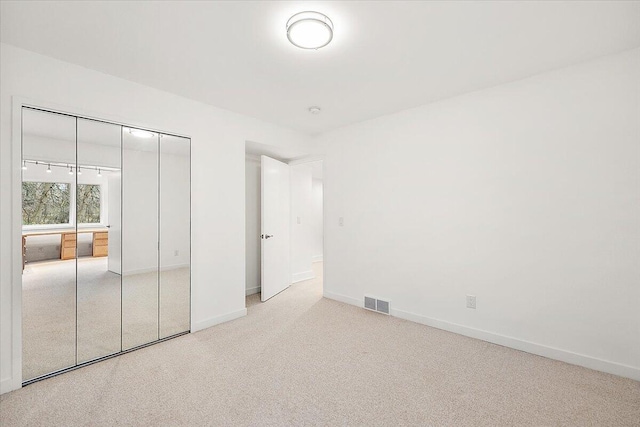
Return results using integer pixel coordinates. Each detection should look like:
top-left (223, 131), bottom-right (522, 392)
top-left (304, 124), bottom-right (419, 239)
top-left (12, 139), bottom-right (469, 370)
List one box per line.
top-left (318, 48), bottom-right (640, 380)
top-left (290, 164), bottom-right (313, 283)
top-left (0, 43), bottom-right (312, 393)
top-left (311, 178), bottom-right (323, 262)
top-left (245, 156), bottom-right (261, 295)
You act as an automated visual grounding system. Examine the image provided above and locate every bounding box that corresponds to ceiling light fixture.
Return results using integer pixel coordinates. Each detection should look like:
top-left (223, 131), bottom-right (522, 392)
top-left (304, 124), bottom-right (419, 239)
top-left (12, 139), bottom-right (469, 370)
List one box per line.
top-left (77, 167), bottom-right (82, 175)
top-left (46, 164), bottom-right (52, 173)
top-left (97, 168), bottom-right (102, 178)
top-left (129, 128), bottom-right (155, 139)
top-left (286, 11), bottom-right (334, 49)
top-left (22, 161), bottom-right (27, 170)
top-left (308, 106), bottom-right (321, 115)
top-left (68, 165), bottom-right (74, 175)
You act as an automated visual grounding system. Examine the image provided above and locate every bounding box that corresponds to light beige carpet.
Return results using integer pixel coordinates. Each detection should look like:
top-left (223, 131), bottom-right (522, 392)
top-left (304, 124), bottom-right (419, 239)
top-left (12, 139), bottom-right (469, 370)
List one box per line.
top-left (3, 262), bottom-right (639, 426)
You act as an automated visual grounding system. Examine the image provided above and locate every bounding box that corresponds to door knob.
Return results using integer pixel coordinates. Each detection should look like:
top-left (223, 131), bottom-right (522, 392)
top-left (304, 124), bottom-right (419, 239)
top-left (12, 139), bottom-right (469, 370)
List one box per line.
top-left (261, 234), bottom-right (274, 239)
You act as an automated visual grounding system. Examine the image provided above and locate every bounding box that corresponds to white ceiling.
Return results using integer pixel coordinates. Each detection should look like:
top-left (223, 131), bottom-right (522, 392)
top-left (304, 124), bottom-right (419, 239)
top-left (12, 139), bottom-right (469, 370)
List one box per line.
top-left (2, 1), bottom-right (639, 135)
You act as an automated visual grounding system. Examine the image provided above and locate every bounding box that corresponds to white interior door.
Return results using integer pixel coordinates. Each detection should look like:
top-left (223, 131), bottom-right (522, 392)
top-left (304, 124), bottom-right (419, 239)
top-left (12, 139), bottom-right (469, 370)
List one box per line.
top-left (107, 173), bottom-right (122, 274)
top-left (261, 155), bottom-right (290, 301)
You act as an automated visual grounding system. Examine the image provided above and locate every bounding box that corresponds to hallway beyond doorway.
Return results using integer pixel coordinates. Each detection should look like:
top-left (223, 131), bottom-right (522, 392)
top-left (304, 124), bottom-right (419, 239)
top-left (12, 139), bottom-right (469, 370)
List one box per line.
top-left (247, 261), bottom-right (323, 309)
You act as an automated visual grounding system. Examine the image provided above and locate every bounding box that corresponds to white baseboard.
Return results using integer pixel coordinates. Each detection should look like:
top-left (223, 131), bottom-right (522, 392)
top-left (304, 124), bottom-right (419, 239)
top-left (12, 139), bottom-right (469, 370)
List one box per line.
top-left (1, 377), bottom-right (20, 395)
top-left (323, 290), bottom-right (361, 307)
top-left (246, 286), bottom-right (261, 296)
top-left (191, 308), bottom-right (247, 332)
top-left (323, 291), bottom-right (640, 381)
top-left (292, 270), bottom-right (315, 283)
top-left (312, 255), bottom-right (323, 262)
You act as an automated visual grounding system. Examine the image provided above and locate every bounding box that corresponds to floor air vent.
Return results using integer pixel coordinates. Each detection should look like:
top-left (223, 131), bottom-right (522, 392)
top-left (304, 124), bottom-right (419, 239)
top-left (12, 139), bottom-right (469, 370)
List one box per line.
top-left (364, 296), bottom-right (376, 311)
top-left (364, 295), bottom-right (390, 315)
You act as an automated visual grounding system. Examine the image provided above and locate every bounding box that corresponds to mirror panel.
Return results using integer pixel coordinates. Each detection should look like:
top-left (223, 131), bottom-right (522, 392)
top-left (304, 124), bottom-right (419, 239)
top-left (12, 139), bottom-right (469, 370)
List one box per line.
top-left (122, 127), bottom-right (159, 349)
top-left (159, 134), bottom-right (191, 338)
top-left (76, 118), bottom-right (122, 363)
top-left (21, 108), bottom-right (77, 381)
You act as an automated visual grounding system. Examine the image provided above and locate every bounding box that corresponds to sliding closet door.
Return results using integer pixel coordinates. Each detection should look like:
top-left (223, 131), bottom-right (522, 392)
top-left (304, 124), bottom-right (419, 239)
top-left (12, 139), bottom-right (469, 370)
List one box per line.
top-left (159, 135), bottom-right (191, 338)
top-left (122, 128), bottom-right (159, 349)
top-left (21, 108), bottom-right (77, 381)
top-left (76, 119), bottom-right (122, 363)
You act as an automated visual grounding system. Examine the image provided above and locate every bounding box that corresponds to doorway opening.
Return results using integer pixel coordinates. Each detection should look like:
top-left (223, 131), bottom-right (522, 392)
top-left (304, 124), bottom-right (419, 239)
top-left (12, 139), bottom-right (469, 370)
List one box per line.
top-left (245, 142), bottom-right (323, 307)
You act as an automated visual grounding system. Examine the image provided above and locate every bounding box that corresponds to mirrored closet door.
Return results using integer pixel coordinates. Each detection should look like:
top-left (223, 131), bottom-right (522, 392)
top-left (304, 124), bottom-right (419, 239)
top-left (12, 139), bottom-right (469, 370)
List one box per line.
top-left (122, 127), bottom-right (160, 350)
top-left (21, 108), bottom-right (77, 381)
top-left (76, 118), bottom-right (123, 364)
top-left (159, 135), bottom-right (191, 338)
top-left (21, 107), bottom-right (191, 384)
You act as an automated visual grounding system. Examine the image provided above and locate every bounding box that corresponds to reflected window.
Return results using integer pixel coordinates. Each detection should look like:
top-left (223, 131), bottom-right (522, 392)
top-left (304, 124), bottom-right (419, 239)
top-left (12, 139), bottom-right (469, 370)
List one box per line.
top-left (22, 181), bottom-right (71, 225)
top-left (77, 184), bottom-right (101, 224)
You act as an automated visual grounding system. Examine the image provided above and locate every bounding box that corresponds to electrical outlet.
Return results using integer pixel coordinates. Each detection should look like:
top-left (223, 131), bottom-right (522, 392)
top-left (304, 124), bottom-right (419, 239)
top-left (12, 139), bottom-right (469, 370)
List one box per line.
top-left (466, 295), bottom-right (476, 309)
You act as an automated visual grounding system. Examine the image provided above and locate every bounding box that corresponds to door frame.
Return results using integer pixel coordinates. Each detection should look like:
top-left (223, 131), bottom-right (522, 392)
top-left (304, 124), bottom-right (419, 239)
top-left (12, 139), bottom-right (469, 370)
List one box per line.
top-left (6, 96), bottom-right (191, 393)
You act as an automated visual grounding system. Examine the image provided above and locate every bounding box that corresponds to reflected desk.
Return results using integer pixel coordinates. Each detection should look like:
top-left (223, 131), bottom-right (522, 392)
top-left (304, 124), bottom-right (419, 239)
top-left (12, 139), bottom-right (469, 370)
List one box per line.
top-left (22, 228), bottom-right (109, 269)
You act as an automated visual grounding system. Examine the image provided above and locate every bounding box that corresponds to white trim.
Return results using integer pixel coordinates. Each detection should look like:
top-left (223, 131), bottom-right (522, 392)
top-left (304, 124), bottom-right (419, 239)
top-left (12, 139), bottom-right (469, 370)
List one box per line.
top-left (191, 308), bottom-right (247, 332)
top-left (312, 255), bottom-right (323, 262)
top-left (246, 286), bottom-right (261, 296)
top-left (323, 291), bottom-right (640, 381)
top-left (9, 97), bottom-right (24, 394)
top-left (292, 270), bottom-right (314, 283)
top-left (323, 290), bottom-right (361, 307)
top-left (287, 154), bottom-right (325, 165)
top-left (390, 307), bottom-right (640, 381)
top-left (0, 378), bottom-right (19, 395)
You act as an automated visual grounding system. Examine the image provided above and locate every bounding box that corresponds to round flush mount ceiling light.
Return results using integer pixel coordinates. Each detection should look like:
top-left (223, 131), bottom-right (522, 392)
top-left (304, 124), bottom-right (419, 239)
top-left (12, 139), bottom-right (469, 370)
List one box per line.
top-left (308, 106), bottom-right (321, 114)
top-left (286, 11), bottom-right (334, 49)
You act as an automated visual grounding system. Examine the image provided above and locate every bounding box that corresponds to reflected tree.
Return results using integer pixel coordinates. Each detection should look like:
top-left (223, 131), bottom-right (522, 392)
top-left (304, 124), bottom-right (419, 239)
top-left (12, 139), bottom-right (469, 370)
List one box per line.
top-left (22, 182), bottom-right (70, 225)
